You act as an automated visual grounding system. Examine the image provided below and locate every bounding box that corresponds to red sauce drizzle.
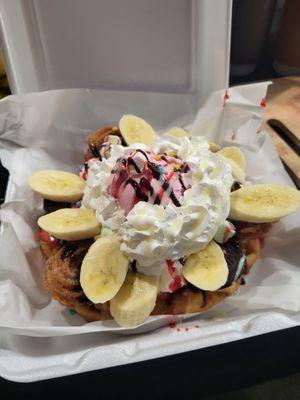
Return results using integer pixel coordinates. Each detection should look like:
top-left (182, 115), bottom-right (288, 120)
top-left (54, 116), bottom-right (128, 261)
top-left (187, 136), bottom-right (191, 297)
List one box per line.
top-left (169, 275), bottom-right (182, 292)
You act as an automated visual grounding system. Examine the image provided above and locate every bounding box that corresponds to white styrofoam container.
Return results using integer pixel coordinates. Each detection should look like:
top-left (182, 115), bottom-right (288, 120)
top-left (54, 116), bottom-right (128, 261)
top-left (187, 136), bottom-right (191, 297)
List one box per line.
top-left (0, 0), bottom-right (232, 94)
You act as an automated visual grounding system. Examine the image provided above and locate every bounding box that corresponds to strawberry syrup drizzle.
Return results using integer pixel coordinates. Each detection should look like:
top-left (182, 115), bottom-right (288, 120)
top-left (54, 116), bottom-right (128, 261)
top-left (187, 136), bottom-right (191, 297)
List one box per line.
top-left (166, 260), bottom-right (183, 292)
top-left (169, 275), bottom-right (182, 292)
top-left (166, 260), bottom-right (175, 275)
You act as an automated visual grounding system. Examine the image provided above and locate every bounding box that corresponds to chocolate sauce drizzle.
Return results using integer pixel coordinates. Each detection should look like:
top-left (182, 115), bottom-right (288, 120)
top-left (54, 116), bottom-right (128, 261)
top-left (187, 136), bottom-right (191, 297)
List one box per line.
top-left (178, 175), bottom-right (186, 191)
top-left (90, 143), bottom-right (102, 161)
top-left (128, 158), bottom-right (141, 173)
top-left (125, 179), bottom-right (149, 202)
top-left (140, 177), bottom-right (154, 195)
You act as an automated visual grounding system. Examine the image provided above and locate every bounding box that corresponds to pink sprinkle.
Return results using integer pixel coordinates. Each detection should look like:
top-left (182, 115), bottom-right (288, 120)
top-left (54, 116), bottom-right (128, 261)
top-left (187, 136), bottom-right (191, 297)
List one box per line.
top-left (195, 325), bottom-right (200, 328)
top-left (230, 133), bottom-right (236, 141)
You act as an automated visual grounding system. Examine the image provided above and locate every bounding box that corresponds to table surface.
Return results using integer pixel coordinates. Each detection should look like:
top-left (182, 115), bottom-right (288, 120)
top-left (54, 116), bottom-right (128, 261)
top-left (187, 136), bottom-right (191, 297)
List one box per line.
top-left (0, 80), bottom-right (300, 395)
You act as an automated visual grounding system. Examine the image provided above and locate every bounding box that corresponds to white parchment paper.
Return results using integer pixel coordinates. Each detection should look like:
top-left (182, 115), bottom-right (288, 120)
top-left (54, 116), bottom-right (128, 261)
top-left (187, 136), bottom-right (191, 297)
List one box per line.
top-left (0, 83), bottom-right (299, 382)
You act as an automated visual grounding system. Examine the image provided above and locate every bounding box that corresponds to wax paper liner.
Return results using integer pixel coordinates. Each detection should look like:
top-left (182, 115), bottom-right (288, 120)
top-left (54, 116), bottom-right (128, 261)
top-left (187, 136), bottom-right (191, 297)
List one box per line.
top-left (0, 82), bottom-right (299, 382)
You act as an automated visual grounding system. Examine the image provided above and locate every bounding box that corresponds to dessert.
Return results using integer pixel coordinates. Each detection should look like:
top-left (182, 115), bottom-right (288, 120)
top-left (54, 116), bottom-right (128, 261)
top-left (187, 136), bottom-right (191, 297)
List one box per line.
top-left (28, 114), bottom-right (300, 327)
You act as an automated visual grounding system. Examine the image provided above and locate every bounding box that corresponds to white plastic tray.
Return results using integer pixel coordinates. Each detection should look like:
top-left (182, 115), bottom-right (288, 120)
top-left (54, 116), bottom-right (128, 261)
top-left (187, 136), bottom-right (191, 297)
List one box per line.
top-left (0, 0), bottom-right (232, 94)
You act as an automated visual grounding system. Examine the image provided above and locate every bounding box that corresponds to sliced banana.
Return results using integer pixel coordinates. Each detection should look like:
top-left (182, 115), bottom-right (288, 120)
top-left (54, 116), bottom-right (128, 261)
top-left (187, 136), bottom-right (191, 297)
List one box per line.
top-left (119, 114), bottom-right (156, 146)
top-left (182, 241), bottom-right (228, 291)
top-left (110, 271), bottom-right (159, 327)
top-left (166, 127), bottom-right (189, 138)
top-left (28, 170), bottom-right (85, 202)
top-left (80, 236), bottom-right (129, 304)
top-left (218, 146), bottom-right (246, 170)
top-left (221, 156), bottom-right (245, 184)
top-left (38, 208), bottom-right (100, 240)
top-left (230, 184), bottom-right (300, 223)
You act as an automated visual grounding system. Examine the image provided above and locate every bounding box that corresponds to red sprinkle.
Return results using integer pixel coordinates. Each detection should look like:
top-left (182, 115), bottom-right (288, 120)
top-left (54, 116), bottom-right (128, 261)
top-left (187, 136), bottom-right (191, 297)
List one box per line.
top-left (176, 328), bottom-right (180, 332)
top-left (260, 98), bottom-right (266, 108)
top-left (185, 327), bottom-right (189, 332)
top-left (195, 325), bottom-right (200, 329)
top-left (169, 322), bottom-right (176, 329)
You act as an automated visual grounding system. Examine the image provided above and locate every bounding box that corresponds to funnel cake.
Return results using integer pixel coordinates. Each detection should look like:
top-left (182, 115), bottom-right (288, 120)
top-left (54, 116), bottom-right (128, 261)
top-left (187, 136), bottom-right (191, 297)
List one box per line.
top-left (29, 115), bottom-right (300, 327)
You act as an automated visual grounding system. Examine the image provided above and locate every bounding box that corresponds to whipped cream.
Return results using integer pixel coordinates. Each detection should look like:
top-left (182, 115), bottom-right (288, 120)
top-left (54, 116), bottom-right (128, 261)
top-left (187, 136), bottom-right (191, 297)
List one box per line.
top-left (83, 135), bottom-right (233, 291)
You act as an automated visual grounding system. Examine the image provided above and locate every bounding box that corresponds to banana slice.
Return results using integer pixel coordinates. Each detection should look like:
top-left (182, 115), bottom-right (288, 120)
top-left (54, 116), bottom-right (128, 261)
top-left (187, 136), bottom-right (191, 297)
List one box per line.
top-left (230, 184), bottom-right (300, 223)
top-left (182, 241), bottom-right (228, 291)
top-left (119, 114), bottom-right (156, 146)
top-left (110, 272), bottom-right (159, 327)
top-left (218, 146), bottom-right (246, 170)
top-left (38, 208), bottom-right (100, 240)
top-left (80, 236), bottom-right (129, 304)
top-left (220, 156), bottom-right (245, 184)
top-left (28, 170), bottom-right (85, 202)
top-left (166, 127), bottom-right (189, 138)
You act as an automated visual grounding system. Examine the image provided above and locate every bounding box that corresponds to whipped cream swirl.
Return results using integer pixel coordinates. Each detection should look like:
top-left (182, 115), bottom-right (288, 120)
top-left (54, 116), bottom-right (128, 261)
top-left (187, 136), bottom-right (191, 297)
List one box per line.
top-left (83, 135), bottom-right (233, 272)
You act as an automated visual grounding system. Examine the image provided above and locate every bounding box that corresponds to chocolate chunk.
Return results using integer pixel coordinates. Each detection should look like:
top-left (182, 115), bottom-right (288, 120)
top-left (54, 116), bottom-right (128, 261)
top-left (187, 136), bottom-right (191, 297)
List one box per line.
top-left (221, 238), bottom-right (245, 287)
top-left (231, 181), bottom-right (242, 192)
top-left (43, 199), bottom-right (71, 214)
top-left (131, 260), bottom-right (137, 273)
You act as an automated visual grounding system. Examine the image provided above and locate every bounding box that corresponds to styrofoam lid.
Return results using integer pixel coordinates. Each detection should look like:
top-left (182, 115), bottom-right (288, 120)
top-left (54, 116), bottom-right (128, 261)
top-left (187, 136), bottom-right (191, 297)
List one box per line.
top-left (0, 0), bottom-right (231, 94)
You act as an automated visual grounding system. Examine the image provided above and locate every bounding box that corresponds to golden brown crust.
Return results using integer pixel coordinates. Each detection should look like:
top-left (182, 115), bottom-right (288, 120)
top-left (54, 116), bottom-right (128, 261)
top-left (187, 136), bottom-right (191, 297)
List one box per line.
top-left (85, 126), bottom-right (121, 160)
top-left (42, 221), bottom-right (265, 321)
top-left (233, 221), bottom-right (272, 241)
top-left (152, 278), bottom-right (242, 315)
top-left (239, 238), bottom-right (260, 273)
top-left (74, 302), bottom-right (110, 322)
top-left (40, 240), bottom-right (61, 259)
top-left (151, 237), bottom-right (260, 316)
top-left (44, 241), bottom-right (111, 320)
